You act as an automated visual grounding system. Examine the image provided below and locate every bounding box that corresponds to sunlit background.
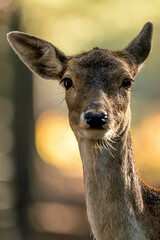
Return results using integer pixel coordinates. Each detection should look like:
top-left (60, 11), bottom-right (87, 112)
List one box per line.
top-left (0, 0), bottom-right (160, 239)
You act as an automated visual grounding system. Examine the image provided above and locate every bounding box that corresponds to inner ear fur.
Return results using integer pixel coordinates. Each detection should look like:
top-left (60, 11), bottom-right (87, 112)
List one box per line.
top-left (124, 22), bottom-right (153, 66)
top-left (7, 31), bottom-right (67, 80)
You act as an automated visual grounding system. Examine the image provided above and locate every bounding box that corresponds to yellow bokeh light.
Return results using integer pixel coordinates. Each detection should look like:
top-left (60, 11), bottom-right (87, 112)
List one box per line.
top-left (35, 110), bottom-right (160, 184)
top-left (35, 110), bottom-right (83, 177)
top-left (132, 114), bottom-right (160, 186)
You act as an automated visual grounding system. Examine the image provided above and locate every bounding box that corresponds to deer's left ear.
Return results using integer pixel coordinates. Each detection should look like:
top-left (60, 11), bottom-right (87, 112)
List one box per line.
top-left (7, 31), bottom-right (67, 80)
top-left (124, 22), bottom-right (153, 65)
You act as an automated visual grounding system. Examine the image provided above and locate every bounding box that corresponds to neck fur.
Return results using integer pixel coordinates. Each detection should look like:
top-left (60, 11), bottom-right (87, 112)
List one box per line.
top-left (77, 123), bottom-right (146, 240)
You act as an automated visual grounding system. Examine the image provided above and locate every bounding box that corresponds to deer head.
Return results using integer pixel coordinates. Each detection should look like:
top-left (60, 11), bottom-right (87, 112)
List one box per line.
top-left (7, 22), bottom-right (153, 142)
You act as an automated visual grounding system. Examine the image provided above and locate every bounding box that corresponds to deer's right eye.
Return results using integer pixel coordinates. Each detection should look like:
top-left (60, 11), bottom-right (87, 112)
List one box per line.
top-left (60, 77), bottom-right (73, 90)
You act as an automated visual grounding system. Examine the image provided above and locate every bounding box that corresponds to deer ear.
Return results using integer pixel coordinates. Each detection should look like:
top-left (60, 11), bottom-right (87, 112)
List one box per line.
top-left (124, 22), bottom-right (153, 65)
top-left (7, 31), bottom-right (67, 80)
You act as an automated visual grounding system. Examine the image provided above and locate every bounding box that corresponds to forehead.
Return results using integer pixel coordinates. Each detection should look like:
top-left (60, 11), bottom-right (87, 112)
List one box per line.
top-left (66, 48), bottom-right (129, 81)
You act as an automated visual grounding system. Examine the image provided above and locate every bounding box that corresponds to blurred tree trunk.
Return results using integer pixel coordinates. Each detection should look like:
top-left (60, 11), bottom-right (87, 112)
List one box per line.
top-left (9, 10), bottom-right (34, 240)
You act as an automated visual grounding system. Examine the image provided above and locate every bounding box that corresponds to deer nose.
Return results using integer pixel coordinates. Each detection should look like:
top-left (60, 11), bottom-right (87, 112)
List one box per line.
top-left (84, 112), bottom-right (110, 129)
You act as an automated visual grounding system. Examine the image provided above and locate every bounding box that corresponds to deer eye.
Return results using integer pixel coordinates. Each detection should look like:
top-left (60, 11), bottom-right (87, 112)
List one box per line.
top-left (61, 77), bottom-right (73, 90)
top-left (121, 78), bottom-right (134, 90)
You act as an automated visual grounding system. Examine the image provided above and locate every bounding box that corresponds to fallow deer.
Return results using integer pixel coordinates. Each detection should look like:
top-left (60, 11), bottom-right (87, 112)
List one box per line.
top-left (7, 22), bottom-right (160, 240)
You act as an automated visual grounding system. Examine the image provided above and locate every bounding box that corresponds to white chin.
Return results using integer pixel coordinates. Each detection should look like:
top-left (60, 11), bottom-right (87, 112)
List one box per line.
top-left (81, 129), bottom-right (114, 140)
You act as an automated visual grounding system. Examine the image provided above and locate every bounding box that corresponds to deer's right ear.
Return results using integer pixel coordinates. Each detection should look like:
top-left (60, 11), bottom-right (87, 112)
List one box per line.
top-left (7, 31), bottom-right (67, 80)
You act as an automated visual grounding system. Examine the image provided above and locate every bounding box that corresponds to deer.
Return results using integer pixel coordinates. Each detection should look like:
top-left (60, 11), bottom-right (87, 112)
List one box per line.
top-left (7, 22), bottom-right (160, 240)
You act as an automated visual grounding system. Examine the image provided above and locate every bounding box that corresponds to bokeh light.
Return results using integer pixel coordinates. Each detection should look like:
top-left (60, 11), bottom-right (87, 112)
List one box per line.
top-left (28, 202), bottom-right (89, 236)
top-left (35, 110), bottom-right (83, 177)
top-left (132, 114), bottom-right (160, 186)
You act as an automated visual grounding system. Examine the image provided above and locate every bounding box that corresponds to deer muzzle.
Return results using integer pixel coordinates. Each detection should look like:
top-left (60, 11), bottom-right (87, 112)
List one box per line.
top-left (84, 111), bottom-right (110, 129)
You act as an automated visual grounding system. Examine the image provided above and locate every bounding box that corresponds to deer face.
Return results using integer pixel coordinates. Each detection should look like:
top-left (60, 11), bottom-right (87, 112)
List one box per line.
top-left (61, 49), bottom-right (135, 140)
top-left (7, 22), bottom-right (153, 140)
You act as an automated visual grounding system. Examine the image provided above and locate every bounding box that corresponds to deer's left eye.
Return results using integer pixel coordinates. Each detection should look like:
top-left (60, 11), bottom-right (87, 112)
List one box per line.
top-left (61, 77), bottom-right (73, 90)
top-left (121, 78), bottom-right (134, 90)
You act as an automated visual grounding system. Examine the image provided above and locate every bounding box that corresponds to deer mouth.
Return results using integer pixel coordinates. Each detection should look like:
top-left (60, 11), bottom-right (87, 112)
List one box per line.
top-left (80, 127), bottom-right (114, 140)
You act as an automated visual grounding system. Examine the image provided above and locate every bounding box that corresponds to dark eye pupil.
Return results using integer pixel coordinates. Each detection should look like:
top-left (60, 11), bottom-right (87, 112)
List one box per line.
top-left (62, 78), bottom-right (73, 90)
top-left (122, 78), bottom-right (132, 89)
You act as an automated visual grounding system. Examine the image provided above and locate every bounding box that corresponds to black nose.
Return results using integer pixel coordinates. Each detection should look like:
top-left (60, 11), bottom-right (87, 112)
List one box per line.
top-left (84, 112), bottom-right (110, 129)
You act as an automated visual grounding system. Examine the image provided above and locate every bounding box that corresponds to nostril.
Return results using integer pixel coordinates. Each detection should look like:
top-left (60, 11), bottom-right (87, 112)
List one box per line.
top-left (84, 112), bottom-right (94, 122)
top-left (84, 111), bottom-right (110, 128)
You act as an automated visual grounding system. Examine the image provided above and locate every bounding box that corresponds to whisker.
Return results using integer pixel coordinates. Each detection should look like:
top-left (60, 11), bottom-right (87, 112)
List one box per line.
top-left (58, 97), bottom-right (65, 106)
top-left (52, 92), bottom-right (65, 96)
top-left (107, 137), bottom-right (116, 143)
top-left (114, 132), bottom-right (120, 140)
top-left (104, 140), bottom-right (115, 158)
top-left (107, 140), bottom-right (117, 151)
top-left (95, 139), bottom-right (103, 152)
top-left (94, 135), bottom-right (118, 158)
top-left (50, 97), bottom-right (65, 108)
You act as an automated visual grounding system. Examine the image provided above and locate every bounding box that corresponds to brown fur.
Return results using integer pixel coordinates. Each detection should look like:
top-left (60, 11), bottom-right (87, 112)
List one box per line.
top-left (7, 22), bottom-right (160, 240)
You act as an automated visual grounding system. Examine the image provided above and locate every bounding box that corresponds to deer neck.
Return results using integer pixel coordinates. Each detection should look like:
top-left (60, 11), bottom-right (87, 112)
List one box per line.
top-left (77, 122), bottom-right (146, 240)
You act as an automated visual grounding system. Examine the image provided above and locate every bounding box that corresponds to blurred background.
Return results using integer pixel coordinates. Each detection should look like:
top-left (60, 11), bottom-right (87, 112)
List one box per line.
top-left (0, 0), bottom-right (160, 239)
